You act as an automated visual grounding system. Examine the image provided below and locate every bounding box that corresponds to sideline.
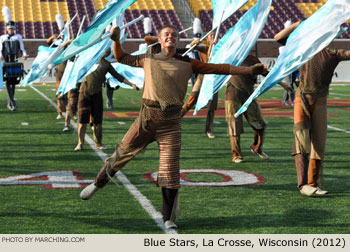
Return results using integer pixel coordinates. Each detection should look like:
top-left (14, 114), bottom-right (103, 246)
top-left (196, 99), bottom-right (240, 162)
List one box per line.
top-left (30, 85), bottom-right (177, 234)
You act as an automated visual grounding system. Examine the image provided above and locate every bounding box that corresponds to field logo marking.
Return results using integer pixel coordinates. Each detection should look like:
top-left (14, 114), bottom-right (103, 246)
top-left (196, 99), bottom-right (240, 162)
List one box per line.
top-left (145, 169), bottom-right (265, 187)
top-left (0, 171), bottom-right (93, 189)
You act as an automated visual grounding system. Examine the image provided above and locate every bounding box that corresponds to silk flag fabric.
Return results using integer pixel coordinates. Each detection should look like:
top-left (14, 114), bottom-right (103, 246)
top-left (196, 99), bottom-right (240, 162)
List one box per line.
top-left (57, 13), bottom-right (127, 95)
top-left (57, 36), bottom-right (112, 95)
top-left (107, 62), bottom-right (144, 89)
top-left (211, 0), bottom-right (248, 30)
top-left (106, 47), bottom-right (145, 89)
top-left (53, 0), bottom-right (136, 66)
top-left (194, 0), bottom-right (271, 114)
top-left (234, 0), bottom-right (350, 118)
top-left (21, 21), bottom-right (71, 86)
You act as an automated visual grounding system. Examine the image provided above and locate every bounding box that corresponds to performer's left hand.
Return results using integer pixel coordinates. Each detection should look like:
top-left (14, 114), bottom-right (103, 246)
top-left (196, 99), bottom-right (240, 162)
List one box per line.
top-left (251, 63), bottom-right (268, 75)
top-left (131, 84), bottom-right (140, 93)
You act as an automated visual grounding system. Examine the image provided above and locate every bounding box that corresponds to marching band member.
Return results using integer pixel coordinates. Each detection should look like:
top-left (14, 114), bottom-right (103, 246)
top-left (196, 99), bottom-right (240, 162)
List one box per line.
top-left (0, 6), bottom-right (28, 111)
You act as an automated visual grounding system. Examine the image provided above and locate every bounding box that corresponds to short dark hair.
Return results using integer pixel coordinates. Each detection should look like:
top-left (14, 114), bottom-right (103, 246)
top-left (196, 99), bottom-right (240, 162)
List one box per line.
top-left (158, 25), bottom-right (179, 37)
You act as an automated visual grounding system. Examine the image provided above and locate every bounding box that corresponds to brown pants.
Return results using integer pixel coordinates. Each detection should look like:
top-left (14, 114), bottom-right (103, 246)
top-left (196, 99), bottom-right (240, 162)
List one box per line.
top-left (225, 90), bottom-right (266, 157)
top-left (95, 107), bottom-right (182, 189)
top-left (67, 87), bottom-right (79, 116)
top-left (78, 91), bottom-right (103, 124)
top-left (293, 94), bottom-right (327, 188)
top-left (293, 94), bottom-right (327, 159)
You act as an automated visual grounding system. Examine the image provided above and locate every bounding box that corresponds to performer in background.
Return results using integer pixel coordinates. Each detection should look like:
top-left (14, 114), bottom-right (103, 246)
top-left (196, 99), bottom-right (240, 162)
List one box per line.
top-left (181, 30), bottom-right (218, 139)
top-left (0, 6), bottom-right (28, 111)
top-left (48, 14), bottom-right (69, 120)
top-left (185, 18), bottom-right (203, 87)
top-left (275, 21), bottom-right (350, 196)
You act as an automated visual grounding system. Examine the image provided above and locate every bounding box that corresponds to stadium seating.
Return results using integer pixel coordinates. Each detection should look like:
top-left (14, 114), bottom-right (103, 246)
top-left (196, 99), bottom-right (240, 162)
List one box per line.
top-left (192, 0), bottom-right (350, 39)
top-left (0, 0), bottom-right (348, 39)
top-left (125, 0), bottom-right (187, 38)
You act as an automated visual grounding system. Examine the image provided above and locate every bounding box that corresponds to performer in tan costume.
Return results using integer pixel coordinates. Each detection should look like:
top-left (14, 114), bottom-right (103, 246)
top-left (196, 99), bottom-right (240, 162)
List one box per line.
top-left (74, 49), bottom-right (139, 151)
top-left (80, 25), bottom-right (266, 229)
top-left (275, 22), bottom-right (350, 196)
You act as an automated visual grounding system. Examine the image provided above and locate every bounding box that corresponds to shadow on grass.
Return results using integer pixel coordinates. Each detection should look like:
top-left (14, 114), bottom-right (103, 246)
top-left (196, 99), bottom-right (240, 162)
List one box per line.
top-left (178, 208), bottom-right (350, 233)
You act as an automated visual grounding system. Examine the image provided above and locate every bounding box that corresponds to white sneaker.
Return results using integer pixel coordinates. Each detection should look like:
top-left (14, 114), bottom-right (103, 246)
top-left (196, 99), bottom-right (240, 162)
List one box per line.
top-left (257, 151), bottom-right (270, 160)
top-left (315, 186), bottom-right (328, 195)
top-left (62, 126), bottom-right (69, 132)
top-left (80, 183), bottom-right (99, 200)
top-left (232, 157), bottom-right (243, 163)
top-left (56, 114), bottom-right (63, 120)
top-left (96, 144), bottom-right (107, 150)
top-left (74, 145), bottom-right (83, 151)
top-left (206, 132), bottom-right (215, 139)
top-left (164, 220), bottom-right (177, 229)
top-left (251, 149), bottom-right (270, 160)
top-left (300, 185), bottom-right (317, 196)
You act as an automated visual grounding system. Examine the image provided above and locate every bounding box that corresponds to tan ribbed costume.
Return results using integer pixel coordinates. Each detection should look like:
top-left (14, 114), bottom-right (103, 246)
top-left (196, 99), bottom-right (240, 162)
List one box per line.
top-left (90, 26), bottom-right (263, 224)
top-left (293, 48), bottom-right (350, 189)
top-left (95, 52), bottom-right (235, 189)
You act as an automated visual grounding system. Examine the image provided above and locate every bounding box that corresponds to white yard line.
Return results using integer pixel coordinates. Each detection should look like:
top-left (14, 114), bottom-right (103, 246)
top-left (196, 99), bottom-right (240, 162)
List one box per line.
top-left (290, 116), bottom-right (350, 134)
top-left (327, 125), bottom-right (350, 134)
top-left (329, 92), bottom-right (350, 97)
top-left (30, 85), bottom-right (176, 234)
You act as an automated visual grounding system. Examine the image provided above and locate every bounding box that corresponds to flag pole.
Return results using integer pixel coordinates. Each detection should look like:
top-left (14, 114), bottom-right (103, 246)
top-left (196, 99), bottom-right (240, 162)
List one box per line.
top-left (214, 10), bottom-right (224, 42)
top-left (181, 28), bottom-right (215, 57)
top-left (50, 13), bottom-right (78, 48)
top-left (208, 10), bottom-right (225, 61)
top-left (101, 15), bottom-right (144, 40)
top-left (76, 16), bottom-right (86, 37)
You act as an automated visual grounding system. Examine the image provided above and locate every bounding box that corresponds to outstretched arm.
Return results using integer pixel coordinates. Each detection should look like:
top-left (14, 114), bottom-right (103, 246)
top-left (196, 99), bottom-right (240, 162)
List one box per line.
top-left (189, 39), bottom-right (209, 54)
top-left (60, 38), bottom-right (74, 49)
top-left (278, 81), bottom-right (294, 94)
top-left (122, 78), bottom-right (140, 92)
top-left (107, 62), bottom-right (139, 92)
top-left (191, 59), bottom-right (267, 76)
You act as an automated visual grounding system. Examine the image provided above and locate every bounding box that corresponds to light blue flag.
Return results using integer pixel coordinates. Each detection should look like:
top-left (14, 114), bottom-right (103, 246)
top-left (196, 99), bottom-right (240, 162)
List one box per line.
top-left (107, 62), bottom-right (144, 89)
top-left (57, 13), bottom-right (128, 95)
top-left (211, 0), bottom-right (248, 30)
top-left (235, 0), bottom-right (350, 118)
top-left (106, 47), bottom-right (145, 89)
top-left (0, 61), bottom-right (3, 89)
top-left (21, 21), bottom-right (71, 86)
top-left (54, 0), bottom-right (136, 66)
top-left (57, 35), bottom-right (113, 95)
top-left (194, 0), bottom-right (271, 114)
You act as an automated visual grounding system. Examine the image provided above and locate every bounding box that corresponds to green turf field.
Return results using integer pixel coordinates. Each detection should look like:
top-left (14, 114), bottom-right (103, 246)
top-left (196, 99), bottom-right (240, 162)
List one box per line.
top-left (0, 83), bottom-right (349, 234)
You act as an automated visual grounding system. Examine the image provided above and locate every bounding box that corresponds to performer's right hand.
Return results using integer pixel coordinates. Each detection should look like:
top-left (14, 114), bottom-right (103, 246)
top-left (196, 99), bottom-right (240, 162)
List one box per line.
top-left (190, 38), bottom-right (200, 47)
top-left (110, 27), bottom-right (120, 42)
